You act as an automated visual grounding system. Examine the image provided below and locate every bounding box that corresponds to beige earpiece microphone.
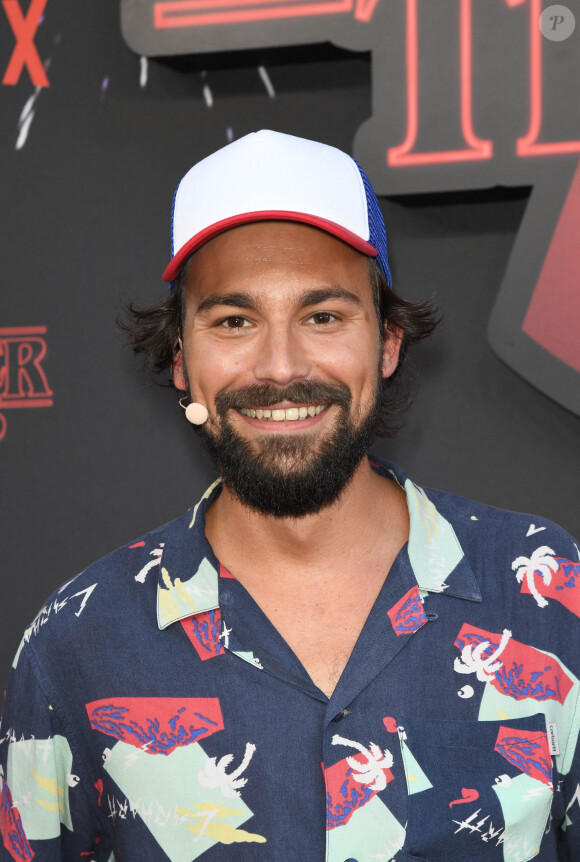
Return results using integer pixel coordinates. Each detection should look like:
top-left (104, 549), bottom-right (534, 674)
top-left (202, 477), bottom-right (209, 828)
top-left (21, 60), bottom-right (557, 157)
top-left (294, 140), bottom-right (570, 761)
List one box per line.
top-left (185, 402), bottom-right (209, 425)
top-left (179, 397), bottom-right (209, 425)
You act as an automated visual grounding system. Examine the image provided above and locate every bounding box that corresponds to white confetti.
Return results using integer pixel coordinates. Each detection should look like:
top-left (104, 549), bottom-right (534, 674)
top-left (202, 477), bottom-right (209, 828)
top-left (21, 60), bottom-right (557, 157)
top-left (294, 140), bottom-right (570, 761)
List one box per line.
top-left (257, 65), bottom-right (275, 98)
top-left (16, 111), bottom-right (35, 150)
top-left (203, 84), bottom-right (213, 108)
top-left (16, 84), bottom-right (43, 150)
top-left (139, 55), bottom-right (148, 89)
top-left (18, 87), bottom-right (40, 126)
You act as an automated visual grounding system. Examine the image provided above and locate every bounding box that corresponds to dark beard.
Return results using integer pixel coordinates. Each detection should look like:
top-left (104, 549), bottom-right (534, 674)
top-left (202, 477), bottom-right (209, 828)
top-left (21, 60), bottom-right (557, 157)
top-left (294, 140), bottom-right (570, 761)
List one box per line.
top-left (196, 379), bottom-right (380, 518)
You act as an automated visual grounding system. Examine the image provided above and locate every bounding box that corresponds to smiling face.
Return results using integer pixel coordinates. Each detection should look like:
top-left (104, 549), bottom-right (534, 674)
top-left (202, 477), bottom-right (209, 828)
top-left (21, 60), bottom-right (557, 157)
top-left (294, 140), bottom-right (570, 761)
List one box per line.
top-left (172, 221), bottom-right (401, 517)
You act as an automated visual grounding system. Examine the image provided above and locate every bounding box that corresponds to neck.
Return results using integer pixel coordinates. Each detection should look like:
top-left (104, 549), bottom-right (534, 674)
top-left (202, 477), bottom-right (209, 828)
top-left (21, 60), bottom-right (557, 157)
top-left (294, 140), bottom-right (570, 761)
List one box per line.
top-left (204, 457), bottom-right (409, 579)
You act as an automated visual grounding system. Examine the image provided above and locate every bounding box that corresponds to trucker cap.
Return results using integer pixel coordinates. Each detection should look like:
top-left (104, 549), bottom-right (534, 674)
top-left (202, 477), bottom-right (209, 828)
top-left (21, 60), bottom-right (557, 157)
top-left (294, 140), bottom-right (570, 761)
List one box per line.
top-left (163, 130), bottom-right (392, 287)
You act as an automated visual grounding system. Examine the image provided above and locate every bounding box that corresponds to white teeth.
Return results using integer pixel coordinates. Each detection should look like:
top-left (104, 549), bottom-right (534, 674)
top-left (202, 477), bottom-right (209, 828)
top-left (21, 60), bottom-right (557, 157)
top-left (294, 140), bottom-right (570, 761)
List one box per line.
top-left (239, 405), bottom-right (327, 421)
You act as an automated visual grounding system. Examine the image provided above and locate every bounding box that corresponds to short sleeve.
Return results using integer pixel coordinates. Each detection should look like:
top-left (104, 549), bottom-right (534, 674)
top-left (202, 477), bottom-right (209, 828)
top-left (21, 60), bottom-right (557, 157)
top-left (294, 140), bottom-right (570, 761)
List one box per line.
top-left (0, 642), bottom-right (110, 861)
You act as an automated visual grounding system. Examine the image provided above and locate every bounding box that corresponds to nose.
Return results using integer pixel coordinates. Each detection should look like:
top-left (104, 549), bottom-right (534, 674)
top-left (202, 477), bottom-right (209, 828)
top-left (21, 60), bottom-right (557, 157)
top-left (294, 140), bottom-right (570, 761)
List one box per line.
top-left (252, 322), bottom-right (311, 385)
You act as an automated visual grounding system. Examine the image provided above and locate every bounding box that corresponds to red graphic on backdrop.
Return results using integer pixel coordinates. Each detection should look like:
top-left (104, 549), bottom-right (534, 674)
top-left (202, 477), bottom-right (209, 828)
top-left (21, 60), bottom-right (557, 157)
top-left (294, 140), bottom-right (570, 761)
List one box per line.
top-left (511, 0), bottom-right (580, 157)
top-left (0, 326), bottom-right (53, 441)
top-left (141, 0), bottom-right (580, 162)
top-left (2, 0), bottom-right (49, 87)
top-left (388, 0), bottom-right (493, 166)
top-left (521, 162), bottom-right (580, 376)
top-left (153, 0), bottom-right (378, 30)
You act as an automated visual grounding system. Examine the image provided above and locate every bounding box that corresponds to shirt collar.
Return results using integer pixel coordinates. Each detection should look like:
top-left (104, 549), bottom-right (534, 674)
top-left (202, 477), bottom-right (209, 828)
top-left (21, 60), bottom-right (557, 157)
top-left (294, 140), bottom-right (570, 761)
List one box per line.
top-left (156, 457), bottom-right (481, 630)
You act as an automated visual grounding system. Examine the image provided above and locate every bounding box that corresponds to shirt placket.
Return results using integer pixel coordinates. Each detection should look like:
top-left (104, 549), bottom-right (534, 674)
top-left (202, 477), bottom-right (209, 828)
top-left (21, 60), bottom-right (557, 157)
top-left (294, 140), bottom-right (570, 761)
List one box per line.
top-left (320, 550), bottom-right (435, 862)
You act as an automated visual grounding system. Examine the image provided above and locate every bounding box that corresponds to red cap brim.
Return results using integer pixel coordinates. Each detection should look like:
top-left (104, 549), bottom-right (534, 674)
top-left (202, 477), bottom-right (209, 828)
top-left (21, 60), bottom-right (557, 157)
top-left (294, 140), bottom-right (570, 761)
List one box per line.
top-left (162, 210), bottom-right (378, 283)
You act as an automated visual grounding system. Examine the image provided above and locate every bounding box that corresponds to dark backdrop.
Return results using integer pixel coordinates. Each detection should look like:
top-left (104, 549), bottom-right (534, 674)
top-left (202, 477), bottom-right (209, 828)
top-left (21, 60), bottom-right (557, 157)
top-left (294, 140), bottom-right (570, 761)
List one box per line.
top-left (2, 0), bottom-right (579, 689)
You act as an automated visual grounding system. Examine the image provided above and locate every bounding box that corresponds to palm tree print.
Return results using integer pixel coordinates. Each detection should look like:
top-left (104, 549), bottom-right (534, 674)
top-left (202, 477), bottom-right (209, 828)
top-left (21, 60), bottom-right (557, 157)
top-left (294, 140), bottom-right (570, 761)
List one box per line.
top-left (331, 734), bottom-right (393, 792)
top-left (454, 628), bottom-right (512, 681)
top-left (198, 742), bottom-right (256, 797)
top-left (512, 546), bottom-right (559, 608)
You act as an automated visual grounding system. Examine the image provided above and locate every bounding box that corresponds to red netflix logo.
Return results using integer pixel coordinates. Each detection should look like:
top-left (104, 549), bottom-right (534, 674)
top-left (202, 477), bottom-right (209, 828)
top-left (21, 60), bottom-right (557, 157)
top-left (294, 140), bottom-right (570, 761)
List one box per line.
top-left (0, 326), bottom-right (53, 440)
top-left (2, 0), bottom-right (49, 88)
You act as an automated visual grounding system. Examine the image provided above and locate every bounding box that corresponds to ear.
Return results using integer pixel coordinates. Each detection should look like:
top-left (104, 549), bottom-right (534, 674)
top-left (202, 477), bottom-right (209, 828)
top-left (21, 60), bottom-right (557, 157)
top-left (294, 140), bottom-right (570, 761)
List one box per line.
top-left (172, 344), bottom-right (188, 391)
top-left (381, 325), bottom-right (403, 379)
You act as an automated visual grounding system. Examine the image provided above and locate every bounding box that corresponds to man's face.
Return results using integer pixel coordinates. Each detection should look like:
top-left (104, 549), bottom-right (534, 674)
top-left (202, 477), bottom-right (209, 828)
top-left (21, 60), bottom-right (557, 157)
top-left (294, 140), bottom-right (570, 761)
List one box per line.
top-left (173, 221), bottom-right (401, 517)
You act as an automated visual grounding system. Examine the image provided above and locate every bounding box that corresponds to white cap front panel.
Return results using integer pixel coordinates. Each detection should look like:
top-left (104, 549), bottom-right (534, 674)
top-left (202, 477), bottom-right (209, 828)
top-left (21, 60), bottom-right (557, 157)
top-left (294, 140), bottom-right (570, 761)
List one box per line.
top-left (171, 130), bottom-right (371, 259)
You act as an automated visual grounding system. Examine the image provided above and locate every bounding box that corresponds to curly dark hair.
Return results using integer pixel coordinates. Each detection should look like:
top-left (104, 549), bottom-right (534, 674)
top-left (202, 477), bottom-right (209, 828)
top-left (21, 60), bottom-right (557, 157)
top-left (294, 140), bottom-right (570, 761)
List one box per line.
top-left (118, 257), bottom-right (440, 438)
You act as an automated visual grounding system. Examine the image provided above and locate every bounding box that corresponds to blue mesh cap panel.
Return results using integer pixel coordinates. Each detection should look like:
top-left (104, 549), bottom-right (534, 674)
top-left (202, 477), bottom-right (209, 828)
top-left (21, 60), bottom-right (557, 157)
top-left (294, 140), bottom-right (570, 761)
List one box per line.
top-left (168, 180), bottom-right (181, 290)
top-left (169, 180), bottom-right (180, 259)
top-left (354, 161), bottom-right (392, 288)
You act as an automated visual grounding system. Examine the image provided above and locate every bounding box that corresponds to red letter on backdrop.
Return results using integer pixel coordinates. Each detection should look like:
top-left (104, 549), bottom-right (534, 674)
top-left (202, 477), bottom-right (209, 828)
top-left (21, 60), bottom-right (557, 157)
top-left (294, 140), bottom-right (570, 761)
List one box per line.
top-left (508, 0), bottom-right (580, 155)
top-left (388, 0), bottom-right (492, 166)
top-left (2, 0), bottom-right (49, 87)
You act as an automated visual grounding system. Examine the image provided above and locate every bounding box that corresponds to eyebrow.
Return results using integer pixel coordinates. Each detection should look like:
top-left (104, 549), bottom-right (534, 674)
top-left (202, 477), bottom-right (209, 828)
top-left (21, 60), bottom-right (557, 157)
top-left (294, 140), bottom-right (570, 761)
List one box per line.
top-left (195, 292), bottom-right (260, 314)
top-left (195, 287), bottom-right (362, 315)
top-left (299, 288), bottom-right (362, 309)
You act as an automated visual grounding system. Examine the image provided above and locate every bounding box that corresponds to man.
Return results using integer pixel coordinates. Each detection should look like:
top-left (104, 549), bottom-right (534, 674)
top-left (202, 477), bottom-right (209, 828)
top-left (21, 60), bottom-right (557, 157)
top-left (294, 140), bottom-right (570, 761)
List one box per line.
top-left (1, 130), bottom-right (579, 862)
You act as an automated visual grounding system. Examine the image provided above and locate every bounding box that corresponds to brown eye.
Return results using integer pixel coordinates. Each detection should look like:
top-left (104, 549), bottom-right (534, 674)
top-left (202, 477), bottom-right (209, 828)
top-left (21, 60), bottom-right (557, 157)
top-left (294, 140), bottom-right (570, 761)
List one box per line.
top-left (309, 312), bottom-right (335, 325)
top-left (221, 316), bottom-right (249, 329)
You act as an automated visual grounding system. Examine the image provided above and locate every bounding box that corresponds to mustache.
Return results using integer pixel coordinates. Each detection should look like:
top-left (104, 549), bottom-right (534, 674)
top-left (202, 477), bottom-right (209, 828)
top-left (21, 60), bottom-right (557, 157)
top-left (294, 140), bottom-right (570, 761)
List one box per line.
top-left (215, 380), bottom-right (352, 413)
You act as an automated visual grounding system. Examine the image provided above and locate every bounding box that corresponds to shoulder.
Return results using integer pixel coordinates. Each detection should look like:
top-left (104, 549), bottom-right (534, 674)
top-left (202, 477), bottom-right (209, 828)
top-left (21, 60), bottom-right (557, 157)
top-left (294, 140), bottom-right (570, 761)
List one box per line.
top-left (423, 484), bottom-right (580, 650)
top-left (16, 507), bottom-right (197, 668)
top-left (425, 483), bottom-right (578, 563)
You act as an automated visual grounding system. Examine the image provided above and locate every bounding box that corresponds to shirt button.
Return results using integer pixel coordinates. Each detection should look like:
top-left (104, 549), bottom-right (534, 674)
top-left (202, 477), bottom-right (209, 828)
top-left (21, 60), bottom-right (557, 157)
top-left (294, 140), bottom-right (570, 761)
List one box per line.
top-left (331, 709), bottom-right (349, 722)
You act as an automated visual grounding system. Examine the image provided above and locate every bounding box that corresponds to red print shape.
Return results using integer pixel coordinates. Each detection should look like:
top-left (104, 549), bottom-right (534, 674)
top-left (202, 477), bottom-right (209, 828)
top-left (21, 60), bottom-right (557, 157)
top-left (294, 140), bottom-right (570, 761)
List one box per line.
top-left (387, 585), bottom-right (427, 636)
top-left (455, 624), bottom-right (573, 705)
top-left (181, 610), bottom-right (225, 661)
top-left (383, 716), bottom-right (398, 733)
top-left (495, 726), bottom-right (553, 788)
top-left (86, 697), bottom-right (224, 754)
top-left (94, 779), bottom-right (103, 806)
top-left (0, 778), bottom-right (33, 861)
top-left (520, 557), bottom-right (580, 617)
top-left (449, 788), bottom-right (479, 807)
top-left (324, 754), bottom-right (393, 830)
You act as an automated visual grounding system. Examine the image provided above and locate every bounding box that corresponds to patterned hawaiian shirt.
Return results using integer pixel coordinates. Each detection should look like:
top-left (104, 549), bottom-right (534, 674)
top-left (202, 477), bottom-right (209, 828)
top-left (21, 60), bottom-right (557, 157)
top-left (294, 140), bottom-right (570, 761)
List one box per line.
top-left (1, 458), bottom-right (580, 862)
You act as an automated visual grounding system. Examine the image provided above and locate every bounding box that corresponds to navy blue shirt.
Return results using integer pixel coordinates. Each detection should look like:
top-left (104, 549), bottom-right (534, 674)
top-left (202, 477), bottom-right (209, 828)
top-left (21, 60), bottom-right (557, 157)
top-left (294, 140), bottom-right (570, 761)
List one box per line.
top-left (1, 458), bottom-right (580, 862)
